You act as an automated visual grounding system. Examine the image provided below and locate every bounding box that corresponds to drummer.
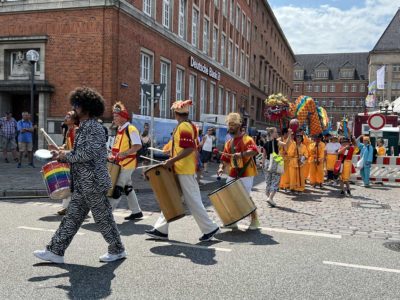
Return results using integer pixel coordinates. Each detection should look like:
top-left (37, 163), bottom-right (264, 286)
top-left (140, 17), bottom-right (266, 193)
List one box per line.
top-left (49, 110), bottom-right (79, 215)
top-left (145, 100), bottom-right (219, 242)
top-left (217, 112), bottom-right (260, 230)
top-left (108, 102), bottom-right (143, 220)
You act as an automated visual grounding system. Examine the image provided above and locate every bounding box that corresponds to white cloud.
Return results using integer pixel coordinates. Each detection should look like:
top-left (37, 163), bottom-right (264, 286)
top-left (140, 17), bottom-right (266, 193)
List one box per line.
top-left (272, 0), bottom-right (399, 54)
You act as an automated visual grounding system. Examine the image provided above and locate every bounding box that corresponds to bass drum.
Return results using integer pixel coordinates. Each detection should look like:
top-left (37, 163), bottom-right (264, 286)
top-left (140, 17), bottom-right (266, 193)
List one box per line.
top-left (107, 162), bottom-right (121, 197)
top-left (145, 164), bottom-right (184, 222)
top-left (208, 179), bottom-right (256, 226)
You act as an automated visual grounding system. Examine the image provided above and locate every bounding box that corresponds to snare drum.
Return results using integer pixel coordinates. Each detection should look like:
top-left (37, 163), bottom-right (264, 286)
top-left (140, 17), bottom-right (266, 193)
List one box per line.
top-left (208, 179), bottom-right (256, 226)
top-left (107, 162), bottom-right (121, 197)
top-left (145, 164), bottom-right (184, 222)
top-left (42, 161), bottom-right (71, 200)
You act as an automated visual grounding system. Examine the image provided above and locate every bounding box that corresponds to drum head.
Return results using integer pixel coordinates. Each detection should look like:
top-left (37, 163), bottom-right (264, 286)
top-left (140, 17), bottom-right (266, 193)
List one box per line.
top-left (34, 149), bottom-right (53, 162)
top-left (50, 187), bottom-right (71, 200)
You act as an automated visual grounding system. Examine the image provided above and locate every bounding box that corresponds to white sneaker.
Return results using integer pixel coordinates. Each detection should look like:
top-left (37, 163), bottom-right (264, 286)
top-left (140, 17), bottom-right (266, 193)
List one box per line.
top-left (99, 251), bottom-right (127, 262)
top-left (33, 249), bottom-right (64, 264)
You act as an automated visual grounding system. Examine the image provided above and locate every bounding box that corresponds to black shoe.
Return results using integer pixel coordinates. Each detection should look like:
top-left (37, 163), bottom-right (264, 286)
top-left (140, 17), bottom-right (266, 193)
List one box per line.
top-left (199, 227), bottom-right (220, 242)
top-left (124, 212), bottom-right (143, 220)
top-left (346, 189), bottom-right (351, 196)
top-left (340, 190), bottom-right (345, 196)
top-left (145, 228), bottom-right (168, 240)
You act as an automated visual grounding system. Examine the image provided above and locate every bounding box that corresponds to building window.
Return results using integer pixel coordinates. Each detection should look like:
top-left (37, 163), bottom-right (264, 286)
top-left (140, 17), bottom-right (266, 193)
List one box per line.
top-left (143, 0), bottom-right (152, 17)
top-left (160, 61), bottom-right (170, 118)
top-left (322, 85), bottom-right (327, 93)
top-left (212, 27), bottom-right (218, 60)
top-left (294, 70), bottom-right (303, 80)
top-left (321, 100), bottom-right (327, 106)
top-left (351, 99), bottom-right (356, 107)
top-left (178, 0), bottom-right (186, 38)
top-left (214, 0), bottom-right (219, 8)
top-left (294, 85), bottom-right (300, 92)
top-left (189, 74), bottom-right (197, 120)
top-left (236, 5), bottom-right (240, 30)
top-left (241, 12), bottom-right (246, 35)
top-left (340, 70), bottom-right (354, 79)
top-left (247, 18), bottom-right (251, 41)
top-left (315, 70), bottom-right (328, 79)
top-left (140, 52), bottom-right (153, 115)
top-left (359, 84), bottom-right (365, 92)
top-left (203, 18), bottom-right (210, 55)
top-left (351, 84), bottom-right (357, 93)
top-left (314, 85), bottom-right (320, 93)
top-left (162, 0), bottom-right (170, 28)
top-left (245, 55), bottom-right (249, 81)
top-left (230, 0), bottom-right (235, 24)
top-left (359, 99), bottom-right (364, 107)
top-left (176, 68), bottom-right (185, 100)
top-left (235, 45), bottom-right (239, 75)
top-left (342, 99), bottom-right (348, 106)
top-left (240, 51), bottom-right (245, 78)
top-left (391, 81), bottom-right (400, 90)
top-left (330, 84), bottom-right (335, 92)
top-left (218, 86), bottom-right (224, 114)
top-left (232, 93), bottom-right (236, 112)
top-left (209, 82), bottom-right (215, 113)
top-left (222, 0), bottom-right (227, 16)
top-left (393, 65), bottom-right (400, 72)
top-left (330, 100), bottom-right (334, 107)
top-left (225, 91), bottom-right (230, 114)
top-left (343, 84), bottom-right (349, 93)
top-left (306, 84), bottom-right (312, 93)
top-left (192, 8), bottom-right (199, 47)
top-left (200, 79), bottom-right (207, 114)
top-left (221, 33), bottom-right (226, 65)
top-left (228, 40), bottom-right (233, 71)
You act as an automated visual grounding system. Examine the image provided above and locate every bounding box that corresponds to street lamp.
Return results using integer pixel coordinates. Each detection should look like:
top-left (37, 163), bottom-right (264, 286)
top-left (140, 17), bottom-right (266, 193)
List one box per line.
top-left (26, 50), bottom-right (39, 123)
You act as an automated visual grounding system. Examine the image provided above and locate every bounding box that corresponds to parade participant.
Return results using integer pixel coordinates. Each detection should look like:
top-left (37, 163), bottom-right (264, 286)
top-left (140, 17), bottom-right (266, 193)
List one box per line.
top-left (108, 102), bottom-right (143, 220)
top-left (298, 127), bottom-right (311, 183)
top-left (337, 136), bottom-right (356, 196)
top-left (145, 100), bottom-right (219, 242)
top-left (34, 87), bottom-right (126, 263)
top-left (325, 135), bottom-right (341, 184)
top-left (356, 135), bottom-right (373, 187)
top-left (308, 134), bottom-right (326, 188)
top-left (217, 113), bottom-right (260, 230)
top-left (262, 127), bottom-right (292, 207)
top-left (287, 134), bottom-right (308, 193)
top-left (376, 139), bottom-right (386, 157)
top-left (279, 128), bottom-right (293, 191)
top-left (49, 110), bottom-right (79, 215)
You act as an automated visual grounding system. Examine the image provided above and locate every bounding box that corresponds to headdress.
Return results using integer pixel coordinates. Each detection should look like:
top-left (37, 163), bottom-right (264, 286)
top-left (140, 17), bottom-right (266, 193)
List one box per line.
top-left (226, 113), bottom-right (242, 125)
top-left (171, 100), bottom-right (192, 114)
top-left (112, 101), bottom-right (130, 120)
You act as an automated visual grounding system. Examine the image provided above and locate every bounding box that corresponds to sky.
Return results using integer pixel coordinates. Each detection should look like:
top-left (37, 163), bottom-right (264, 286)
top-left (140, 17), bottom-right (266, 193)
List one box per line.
top-left (268, 0), bottom-right (400, 54)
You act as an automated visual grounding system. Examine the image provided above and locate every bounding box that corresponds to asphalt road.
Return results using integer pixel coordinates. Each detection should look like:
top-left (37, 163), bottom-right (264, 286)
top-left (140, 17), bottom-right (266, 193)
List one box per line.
top-left (1, 198), bottom-right (399, 299)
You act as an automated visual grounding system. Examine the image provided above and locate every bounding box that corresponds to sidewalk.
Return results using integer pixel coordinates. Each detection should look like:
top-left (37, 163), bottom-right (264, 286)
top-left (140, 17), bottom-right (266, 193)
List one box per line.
top-left (0, 158), bottom-right (232, 197)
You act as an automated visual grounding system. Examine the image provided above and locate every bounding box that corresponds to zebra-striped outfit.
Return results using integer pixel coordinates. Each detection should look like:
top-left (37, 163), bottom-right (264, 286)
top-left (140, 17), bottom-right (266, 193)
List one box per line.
top-left (46, 118), bottom-right (125, 256)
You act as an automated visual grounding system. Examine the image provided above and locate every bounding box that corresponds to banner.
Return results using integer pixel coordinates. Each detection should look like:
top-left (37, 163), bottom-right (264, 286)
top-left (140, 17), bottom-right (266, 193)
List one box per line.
top-left (368, 81), bottom-right (377, 93)
top-left (365, 94), bottom-right (377, 108)
top-left (377, 66), bottom-right (385, 90)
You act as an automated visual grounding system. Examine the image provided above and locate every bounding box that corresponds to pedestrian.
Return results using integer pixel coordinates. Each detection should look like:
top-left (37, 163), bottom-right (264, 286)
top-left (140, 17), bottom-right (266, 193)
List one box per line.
top-left (325, 135), bottom-right (341, 184)
top-left (0, 112), bottom-right (19, 163)
top-left (356, 135), bottom-right (374, 187)
top-left (287, 134), bottom-right (308, 193)
top-left (376, 138), bottom-right (386, 157)
top-left (108, 102), bottom-right (143, 221)
top-left (17, 112), bottom-right (35, 168)
top-left (34, 87), bottom-right (126, 264)
top-left (308, 134), bottom-right (325, 188)
top-left (200, 127), bottom-right (216, 173)
top-left (262, 127), bottom-right (292, 207)
top-left (337, 136), bottom-right (356, 196)
top-left (145, 100), bottom-right (219, 242)
top-left (279, 128), bottom-right (293, 192)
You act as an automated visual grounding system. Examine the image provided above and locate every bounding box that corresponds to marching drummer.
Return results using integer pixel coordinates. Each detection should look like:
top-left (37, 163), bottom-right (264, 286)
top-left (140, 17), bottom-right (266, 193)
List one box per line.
top-left (145, 100), bottom-right (219, 242)
top-left (108, 102), bottom-right (143, 220)
top-left (217, 112), bottom-right (260, 230)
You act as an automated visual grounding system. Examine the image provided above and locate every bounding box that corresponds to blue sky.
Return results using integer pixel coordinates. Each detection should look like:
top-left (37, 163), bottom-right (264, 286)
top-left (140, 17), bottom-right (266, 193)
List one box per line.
top-left (268, 0), bottom-right (398, 54)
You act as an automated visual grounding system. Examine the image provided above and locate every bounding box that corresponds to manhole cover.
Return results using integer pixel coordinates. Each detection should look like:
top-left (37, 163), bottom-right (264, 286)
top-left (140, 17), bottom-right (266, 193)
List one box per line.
top-left (352, 202), bottom-right (391, 209)
top-left (383, 242), bottom-right (400, 252)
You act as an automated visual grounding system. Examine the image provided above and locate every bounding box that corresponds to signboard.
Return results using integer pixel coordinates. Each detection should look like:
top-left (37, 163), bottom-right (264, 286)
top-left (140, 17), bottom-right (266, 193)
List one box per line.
top-left (189, 56), bottom-right (221, 81)
top-left (367, 113), bottom-right (386, 130)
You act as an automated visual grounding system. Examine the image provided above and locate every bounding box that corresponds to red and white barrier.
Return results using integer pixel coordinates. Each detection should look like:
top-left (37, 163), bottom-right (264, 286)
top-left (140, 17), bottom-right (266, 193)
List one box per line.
top-left (351, 155), bottom-right (400, 183)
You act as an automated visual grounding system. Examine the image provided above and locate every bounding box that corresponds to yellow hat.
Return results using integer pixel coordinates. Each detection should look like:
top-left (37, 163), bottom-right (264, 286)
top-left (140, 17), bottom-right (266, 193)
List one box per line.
top-left (171, 100), bottom-right (192, 113)
top-left (226, 113), bottom-right (242, 125)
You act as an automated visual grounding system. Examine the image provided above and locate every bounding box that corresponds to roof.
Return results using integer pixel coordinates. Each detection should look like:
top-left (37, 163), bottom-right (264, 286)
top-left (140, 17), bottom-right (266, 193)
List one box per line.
top-left (372, 9), bottom-right (400, 52)
top-left (294, 52), bottom-right (369, 80)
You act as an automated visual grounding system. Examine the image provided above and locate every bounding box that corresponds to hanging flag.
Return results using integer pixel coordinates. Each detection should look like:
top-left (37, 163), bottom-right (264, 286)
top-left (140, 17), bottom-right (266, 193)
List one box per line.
top-left (365, 94), bottom-right (376, 108)
top-left (377, 66), bottom-right (385, 90)
top-left (368, 81), bottom-right (377, 93)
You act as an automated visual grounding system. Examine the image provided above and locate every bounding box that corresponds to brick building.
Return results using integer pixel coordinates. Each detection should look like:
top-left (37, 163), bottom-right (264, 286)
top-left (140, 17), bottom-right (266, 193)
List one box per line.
top-left (292, 53), bottom-right (369, 126)
top-left (0, 0), bottom-right (293, 147)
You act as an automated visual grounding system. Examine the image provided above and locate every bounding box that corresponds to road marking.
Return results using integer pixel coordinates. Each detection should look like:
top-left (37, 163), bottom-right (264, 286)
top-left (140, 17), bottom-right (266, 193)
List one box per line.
top-left (237, 225), bottom-right (342, 239)
top-left (323, 261), bottom-right (400, 274)
top-left (18, 226), bottom-right (85, 236)
top-left (156, 241), bottom-right (232, 252)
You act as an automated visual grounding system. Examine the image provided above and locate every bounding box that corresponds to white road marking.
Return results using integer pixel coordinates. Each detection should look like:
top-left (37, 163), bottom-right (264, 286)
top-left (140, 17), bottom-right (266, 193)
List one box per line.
top-left (237, 225), bottom-right (342, 239)
top-left (156, 241), bottom-right (232, 252)
top-left (18, 226), bottom-right (85, 236)
top-left (323, 261), bottom-right (400, 274)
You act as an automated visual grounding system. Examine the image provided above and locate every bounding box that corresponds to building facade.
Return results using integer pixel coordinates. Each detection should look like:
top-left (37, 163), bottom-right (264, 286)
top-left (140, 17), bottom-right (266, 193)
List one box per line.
top-left (292, 53), bottom-right (369, 125)
top-left (369, 9), bottom-right (400, 104)
top-left (0, 0), bottom-right (293, 147)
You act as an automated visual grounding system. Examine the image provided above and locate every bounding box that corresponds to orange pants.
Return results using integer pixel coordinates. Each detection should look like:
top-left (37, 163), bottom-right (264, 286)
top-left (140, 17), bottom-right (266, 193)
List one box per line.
top-left (279, 158), bottom-right (291, 189)
top-left (309, 161), bottom-right (324, 185)
top-left (289, 166), bottom-right (305, 191)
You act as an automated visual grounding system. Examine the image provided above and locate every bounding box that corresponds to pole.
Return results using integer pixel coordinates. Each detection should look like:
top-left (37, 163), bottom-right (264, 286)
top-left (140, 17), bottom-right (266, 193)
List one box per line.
top-left (30, 62), bottom-right (35, 150)
top-left (150, 84), bottom-right (154, 162)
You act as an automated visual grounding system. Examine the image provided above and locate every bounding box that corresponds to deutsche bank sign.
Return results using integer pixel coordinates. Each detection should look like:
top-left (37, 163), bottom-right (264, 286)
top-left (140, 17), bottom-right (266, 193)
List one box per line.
top-left (189, 56), bottom-right (221, 81)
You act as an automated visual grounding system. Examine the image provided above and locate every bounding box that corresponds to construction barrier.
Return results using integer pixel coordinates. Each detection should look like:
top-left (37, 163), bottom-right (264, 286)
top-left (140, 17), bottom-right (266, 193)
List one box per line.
top-left (351, 155), bottom-right (400, 183)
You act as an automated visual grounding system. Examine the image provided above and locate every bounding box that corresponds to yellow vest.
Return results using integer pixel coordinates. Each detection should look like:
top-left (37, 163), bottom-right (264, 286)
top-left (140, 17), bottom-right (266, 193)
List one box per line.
top-left (112, 125), bottom-right (139, 170)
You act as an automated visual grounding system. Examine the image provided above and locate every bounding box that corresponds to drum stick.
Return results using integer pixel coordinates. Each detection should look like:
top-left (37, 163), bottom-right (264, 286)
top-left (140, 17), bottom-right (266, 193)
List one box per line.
top-left (40, 128), bottom-right (58, 146)
top-left (148, 147), bottom-right (164, 153)
top-left (139, 155), bottom-right (162, 163)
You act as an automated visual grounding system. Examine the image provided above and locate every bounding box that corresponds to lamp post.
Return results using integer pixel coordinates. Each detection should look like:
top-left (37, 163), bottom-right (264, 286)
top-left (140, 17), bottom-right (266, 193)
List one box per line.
top-left (26, 50), bottom-right (39, 122)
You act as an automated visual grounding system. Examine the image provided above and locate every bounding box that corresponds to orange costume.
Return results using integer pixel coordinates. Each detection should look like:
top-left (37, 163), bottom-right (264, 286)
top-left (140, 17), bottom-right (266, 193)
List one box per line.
top-left (337, 145), bottom-right (355, 182)
top-left (377, 146), bottom-right (386, 157)
top-left (279, 138), bottom-right (293, 189)
top-left (287, 142), bottom-right (308, 191)
top-left (302, 135), bottom-right (312, 180)
top-left (308, 141), bottom-right (325, 185)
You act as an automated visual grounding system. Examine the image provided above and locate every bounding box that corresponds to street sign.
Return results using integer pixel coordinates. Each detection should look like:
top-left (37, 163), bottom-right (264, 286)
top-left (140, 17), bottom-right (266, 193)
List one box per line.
top-left (368, 113), bottom-right (386, 130)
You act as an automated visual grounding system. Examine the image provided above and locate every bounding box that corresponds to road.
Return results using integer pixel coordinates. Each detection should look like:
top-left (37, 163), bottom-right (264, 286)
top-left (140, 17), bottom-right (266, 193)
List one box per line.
top-left (0, 195), bottom-right (399, 299)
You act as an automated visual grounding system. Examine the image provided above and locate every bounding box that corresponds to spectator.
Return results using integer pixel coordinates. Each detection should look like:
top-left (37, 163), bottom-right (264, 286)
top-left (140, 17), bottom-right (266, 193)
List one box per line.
top-left (0, 112), bottom-right (19, 163)
top-left (376, 138), bottom-right (386, 157)
top-left (17, 112), bottom-right (35, 168)
top-left (200, 127), bottom-right (216, 173)
top-left (356, 135), bottom-right (374, 187)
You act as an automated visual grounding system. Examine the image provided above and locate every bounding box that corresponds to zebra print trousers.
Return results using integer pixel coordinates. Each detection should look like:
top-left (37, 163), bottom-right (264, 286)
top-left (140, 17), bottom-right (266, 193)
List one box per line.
top-left (46, 189), bottom-right (124, 256)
